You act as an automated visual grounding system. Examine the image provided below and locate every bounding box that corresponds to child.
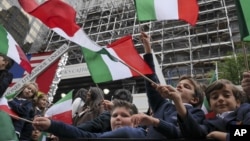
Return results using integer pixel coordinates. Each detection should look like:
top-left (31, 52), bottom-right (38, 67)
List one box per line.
top-left (32, 99), bottom-right (146, 139)
top-left (8, 82), bottom-right (38, 140)
top-left (0, 53), bottom-right (14, 97)
top-left (132, 32), bottom-right (205, 139)
top-left (34, 92), bottom-right (49, 116)
top-left (76, 88), bottom-right (133, 133)
top-left (178, 79), bottom-right (250, 141)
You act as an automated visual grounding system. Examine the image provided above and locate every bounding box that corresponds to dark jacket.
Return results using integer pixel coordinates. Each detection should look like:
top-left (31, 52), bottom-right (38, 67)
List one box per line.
top-left (77, 111), bottom-right (111, 132)
top-left (0, 69), bottom-right (13, 97)
top-left (143, 53), bottom-right (205, 139)
top-left (47, 120), bottom-right (146, 138)
top-left (8, 97), bottom-right (34, 140)
top-left (178, 103), bottom-right (250, 140)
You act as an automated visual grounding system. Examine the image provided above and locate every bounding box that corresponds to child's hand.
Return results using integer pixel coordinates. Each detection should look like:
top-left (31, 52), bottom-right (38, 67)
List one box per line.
top-left (207, 131), bottom-right (227, 141)
top-left (102, 100), bottom-right (114, 111)
top-left (33, 117), bottom-right (51, 131)
top-left (241, 71), bottom-right (250, 96)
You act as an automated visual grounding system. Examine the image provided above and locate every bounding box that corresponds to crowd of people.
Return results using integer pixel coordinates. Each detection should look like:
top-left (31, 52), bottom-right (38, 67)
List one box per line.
top-left (1, 32), bottom-right (250, 141)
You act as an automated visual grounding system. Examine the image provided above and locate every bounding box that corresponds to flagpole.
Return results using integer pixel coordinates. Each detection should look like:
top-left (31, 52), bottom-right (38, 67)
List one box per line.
top-left (242, 42), bottom-right (249, 71)
top-left (8, 113), bottom-right (33, 123)
top-left (117, 59), bottom-right (157, 85)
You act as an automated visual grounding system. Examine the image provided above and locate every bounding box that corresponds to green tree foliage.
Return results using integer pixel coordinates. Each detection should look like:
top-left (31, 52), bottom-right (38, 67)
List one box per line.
top-left (218, 53), bottom-right (250, 85)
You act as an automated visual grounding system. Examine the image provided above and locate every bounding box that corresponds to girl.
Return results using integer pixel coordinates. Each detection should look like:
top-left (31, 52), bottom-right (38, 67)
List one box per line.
top-left (8, 82), bottom-right (38, 140)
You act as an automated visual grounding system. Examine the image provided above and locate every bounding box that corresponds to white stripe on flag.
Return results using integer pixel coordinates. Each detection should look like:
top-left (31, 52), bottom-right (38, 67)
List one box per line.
top-left (155, 0), bottom-right (178, 20)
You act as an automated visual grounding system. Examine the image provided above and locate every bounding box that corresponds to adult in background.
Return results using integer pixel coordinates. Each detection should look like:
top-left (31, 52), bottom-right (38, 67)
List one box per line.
top-left (0, 53), bottom-right (14, 97)
top-left (76, 88), bottom-right (133, 133)
top-left (72, 87), bottom-right (105, 126)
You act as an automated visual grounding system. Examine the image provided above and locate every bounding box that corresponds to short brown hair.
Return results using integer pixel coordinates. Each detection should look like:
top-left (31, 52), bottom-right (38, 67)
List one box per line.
top-left (205, 79), bottom-right (245, 105)
top-left (178, 75), bottom-right (205, 108)
top-left (111, 99), bottom-right (138, 115)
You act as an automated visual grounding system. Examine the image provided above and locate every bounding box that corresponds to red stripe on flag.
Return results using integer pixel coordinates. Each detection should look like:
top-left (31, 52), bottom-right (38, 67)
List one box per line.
top-left (51, 110), bottom-right (72, 125)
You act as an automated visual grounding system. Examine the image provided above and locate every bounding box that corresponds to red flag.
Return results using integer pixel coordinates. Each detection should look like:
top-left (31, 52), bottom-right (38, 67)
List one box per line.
top-left (9, 52), bottom-right (59, 94)
top-left (0, 97), bottom-right (18, 118)
top-left (18, 0), bottom-right (103, 52)
top-left (18, 0), bottom-right (80, 36)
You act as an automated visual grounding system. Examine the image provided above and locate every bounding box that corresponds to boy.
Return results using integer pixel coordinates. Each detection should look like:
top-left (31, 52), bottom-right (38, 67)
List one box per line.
top-left (32, 99), bottom-right (146, 139)
top-left (132, 32), bottom-right (205, 139)
top-left (178, 79), bottom-right (250, 141)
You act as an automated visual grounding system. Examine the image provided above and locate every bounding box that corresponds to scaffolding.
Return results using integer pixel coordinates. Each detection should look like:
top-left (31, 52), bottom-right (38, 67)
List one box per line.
top-left (43, 0), bottom-right (240, 95)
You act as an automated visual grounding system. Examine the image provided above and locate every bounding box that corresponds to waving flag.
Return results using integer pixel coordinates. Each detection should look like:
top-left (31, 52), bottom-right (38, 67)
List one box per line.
top-left (0, 25), bottom-right (32, 73)
top-left (83, 35), bottom-right (153, 83)
top-left (8, 52), bottom-right (59, 94)
top-left (45, 90), bottom-right (73, 124)
top-left (0, 111), bottom-right (18, 141)
top-left (0, 97), bottom-right (18, 117)
top-left (18, 0), bottom-right (102, 52)
top-left (134, 0), bottom-right (199, 26)
top-left (235, 0), bottom-right (250, 41)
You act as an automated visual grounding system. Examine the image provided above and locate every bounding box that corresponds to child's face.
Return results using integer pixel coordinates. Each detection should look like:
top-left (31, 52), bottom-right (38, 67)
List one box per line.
top-left (209, 84), bottom-right (240, 114)
top-left (37, 95), bottom-right (49, 109)
top-left (22, 84), bottom-right (37, 99)
top-left (176, 79), bottom-right (196, 103)
top-left (110, 107), bottom-right (133, 130)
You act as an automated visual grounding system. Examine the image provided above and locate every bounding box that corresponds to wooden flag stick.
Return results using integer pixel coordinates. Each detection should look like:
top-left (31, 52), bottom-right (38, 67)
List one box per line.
top-left (9, 113), bottom-right (33, 123)
top-left (242, 42), bottom-right (249, 71)
top-left (117, 59), bottom-right (157, 85)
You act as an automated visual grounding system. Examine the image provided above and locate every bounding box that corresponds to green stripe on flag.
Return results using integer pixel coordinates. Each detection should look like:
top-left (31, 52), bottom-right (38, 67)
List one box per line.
top-left (0, 25), bottom-right (10, 54)
top-left (0, 111), bottom-right (19, 141)
top-left (55, 90), bottom-right (72, 104)
top-left (235, 0), bottom-right (250, 41)
top-left (134, 0), bottom-right (156, 21)
top-left (82, 48), bottom-right (113, 83)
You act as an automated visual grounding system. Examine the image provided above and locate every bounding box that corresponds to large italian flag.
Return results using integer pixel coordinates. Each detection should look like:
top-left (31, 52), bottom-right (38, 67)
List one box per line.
top-left (0, 25), bottom-right (32, 73)
top-left (18, 0), bottom-right (103, 52)
top-left (83, 35), bottom-right (153, 83)
top-left (235, 0), bottom-right (250, 41)
top-left (45, 90), bottom-right (73, 124)
top-left (134, 0), bottom-right (199, 26)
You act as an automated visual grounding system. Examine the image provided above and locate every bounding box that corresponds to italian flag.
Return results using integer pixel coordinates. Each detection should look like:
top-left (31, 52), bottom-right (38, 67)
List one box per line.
top-left (0, 111), bottom-right (18, 141)
top-left (0, 96), bottom-right (18, 118)
top-left (0, 25), bottom-right (32, 73)
top-left (134, 0), bottom-right (199, 26)
top-left (18, 0), bottom-right (103, 52)
top-left (235, 0), bottom-right (250, 41)
top-left (45, 90), bottom-right (73, 124)
top-left (83, 35), bottom-right (153, 83)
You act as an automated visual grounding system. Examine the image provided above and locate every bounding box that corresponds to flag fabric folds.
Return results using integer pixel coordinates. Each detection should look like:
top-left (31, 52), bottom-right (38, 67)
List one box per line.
top-left (235, 0), bottom-right (250, 41)
top-left (18, 0), bottom-right (102, 52)
top-left (0, 97), bottom-right (18, 117)
top-left (0, 25), bottom-right (32, 73)
top-left (0, 111), bottom-right (18, 141)
top-left (8, 52), bottom-right (59, 94)
top-left (45, 90), bottom-right (73, 125)
top-left (134, 0), bottom-right (199, 26)
top-left (83, 35), bottom-right (153, 83)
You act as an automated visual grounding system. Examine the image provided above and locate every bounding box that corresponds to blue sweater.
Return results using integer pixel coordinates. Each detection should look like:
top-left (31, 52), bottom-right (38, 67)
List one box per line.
top-left (143, 54), bottom-right (205, 139)
top-left (8, 97), bottom-right (34, 140)
top-left (47, 120), bottom-right (146, 138)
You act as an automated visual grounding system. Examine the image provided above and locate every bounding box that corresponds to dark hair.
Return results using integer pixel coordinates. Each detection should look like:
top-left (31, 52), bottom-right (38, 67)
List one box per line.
top-left (178, 75), bottom-right (205, 108)
top-left (111, 99), bottom-right (138, 115)
top-left (112, 89), bottom-right (133, 103)
top-left (72, 88), bottom-right (88, 102)
top-left (0, 53), bottom-right (14, 70)
top-left (205, 79), bottom-right (245, 105)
